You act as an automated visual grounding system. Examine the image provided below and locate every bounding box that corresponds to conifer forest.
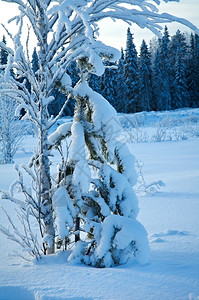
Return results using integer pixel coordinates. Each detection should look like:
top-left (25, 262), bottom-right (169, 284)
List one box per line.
top-left (1, 26), bottom-right (199, 117)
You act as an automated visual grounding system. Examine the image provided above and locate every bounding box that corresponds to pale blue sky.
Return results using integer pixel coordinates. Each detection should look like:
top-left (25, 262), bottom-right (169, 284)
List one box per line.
top-left (98, 0), bottom-right (199, 49)
top-left (0, 0), bottom-right (198, 51)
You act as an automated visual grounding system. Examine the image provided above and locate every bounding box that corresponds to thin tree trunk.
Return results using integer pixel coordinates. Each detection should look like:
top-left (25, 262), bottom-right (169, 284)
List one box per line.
top-left (38, 125), bottom-right (55, 254)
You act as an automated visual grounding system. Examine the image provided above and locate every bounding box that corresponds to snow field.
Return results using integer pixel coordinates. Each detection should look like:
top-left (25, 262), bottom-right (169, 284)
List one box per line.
top-left (0, 109), bottom-right (199, 299)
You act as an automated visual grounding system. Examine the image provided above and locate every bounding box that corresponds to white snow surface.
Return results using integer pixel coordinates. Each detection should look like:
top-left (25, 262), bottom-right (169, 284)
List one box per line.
top-left (0, 108), bottom-right (199, 300)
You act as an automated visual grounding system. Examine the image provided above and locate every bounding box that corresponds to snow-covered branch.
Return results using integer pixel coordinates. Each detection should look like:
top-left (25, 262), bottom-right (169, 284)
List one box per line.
top-left (0, 206), bottom-right (42, 260)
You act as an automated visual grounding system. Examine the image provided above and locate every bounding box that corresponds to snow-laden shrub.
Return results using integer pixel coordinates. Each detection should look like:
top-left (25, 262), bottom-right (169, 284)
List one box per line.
top-left (51, 81), bottom-right (150, 267)
top-left (151, 116), bottom-right (175, 142)
top-left (119, 111), bottom-right (199, 143)
top-left (135, 160), bottom-right (165, 195)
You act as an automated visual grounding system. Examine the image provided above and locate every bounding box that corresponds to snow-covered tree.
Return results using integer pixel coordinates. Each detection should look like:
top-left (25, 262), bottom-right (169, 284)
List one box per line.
top-left (170, 30), bottom-right (189, 109)
top-left (149, 36), bottom-right (159, 62)
top-left (124, 28), bottom-right (139, 113)
top-left (50, 79), bottom-right (150, 267)
top-left (49, 88), bottom-right (75, 117)
top-left (159, 26), bottom-right (172, 110)
top-left (88, 73), bottom-right (101, 94)
top-left (186, 33), bottom-right (199, 107)
top-left (153, 47), bottom-right (163, 111)
top-left (0, 37), bottom-right (24, 164)
top-left (0, 85), bottom-right (24, 164)
top-left (0, 0), bottom-right (198, 264)
top-left (31, 48), bottom-right (39, 75)
top-left (0, 0), bottom-right (75, 255)
top-left (138, 40), bottom-right (153, 111)
top-left (0, 36), bottom-right (8, 68)
top-left (100, 61), bottom-right (118, 108)
top-left (67, 61), bottom-right (80, 88)
top-left (116, 48), bottom-right (128, 113)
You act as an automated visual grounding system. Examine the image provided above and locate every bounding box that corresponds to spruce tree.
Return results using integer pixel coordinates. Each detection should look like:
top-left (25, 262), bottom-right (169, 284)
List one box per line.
top-left (159, 26), bottom-right (172, 110)
top-left (67, 61), bottom-right (80, 87)
top-left (88, 73), bottom-right (101, 94)
top-left (138, 40), bottom-right (153, 111)
top-left (170, 30), bottom-right (189, 109)
top-left (0, 36), bottom-right (14, 78)
top-left (116, 48), bottom-right (128, 113)
top-left (193, 34), bottom-right (199, 107)
top-left (124, 28), bottom-right (139, 113)
top-left (186, 34), bottom-right (199, 107)
top-left (0, 36), bottom-right (8, 68)
top-left (100, 61), bottom-right (118, 109)
top-left (186, 34), bottom-right (196, 107)
top-left (51, 76), bottom-right (150, 267)
top-left (153, 47), bottom-right (163, 111)
top-left (31, 47), bottom-right (39, 74)
top-left (48, 89), bottom-right (74, 116)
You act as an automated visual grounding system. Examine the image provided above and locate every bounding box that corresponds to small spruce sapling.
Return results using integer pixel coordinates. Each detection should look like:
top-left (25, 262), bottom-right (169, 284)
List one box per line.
top-left (51, 75), bottom-right (150, 267)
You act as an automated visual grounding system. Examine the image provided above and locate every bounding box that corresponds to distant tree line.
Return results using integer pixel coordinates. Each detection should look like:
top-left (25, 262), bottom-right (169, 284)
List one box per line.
top-left (89, 26), bottom-right (199, 113)
top-left (1, 26), bottom-right (199, 116)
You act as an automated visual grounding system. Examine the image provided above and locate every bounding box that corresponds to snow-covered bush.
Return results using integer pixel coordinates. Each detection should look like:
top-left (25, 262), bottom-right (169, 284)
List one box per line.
top-left (0, 205), bottom-right (42, 261)
top-left (151, 116), bottom-right (175, 142)
top-left (48, 81), bottom-right (150, 266)
top-left (119, 110), bottom-right (199, 143)
top-left (135, 160), bottom-right (165, 195)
